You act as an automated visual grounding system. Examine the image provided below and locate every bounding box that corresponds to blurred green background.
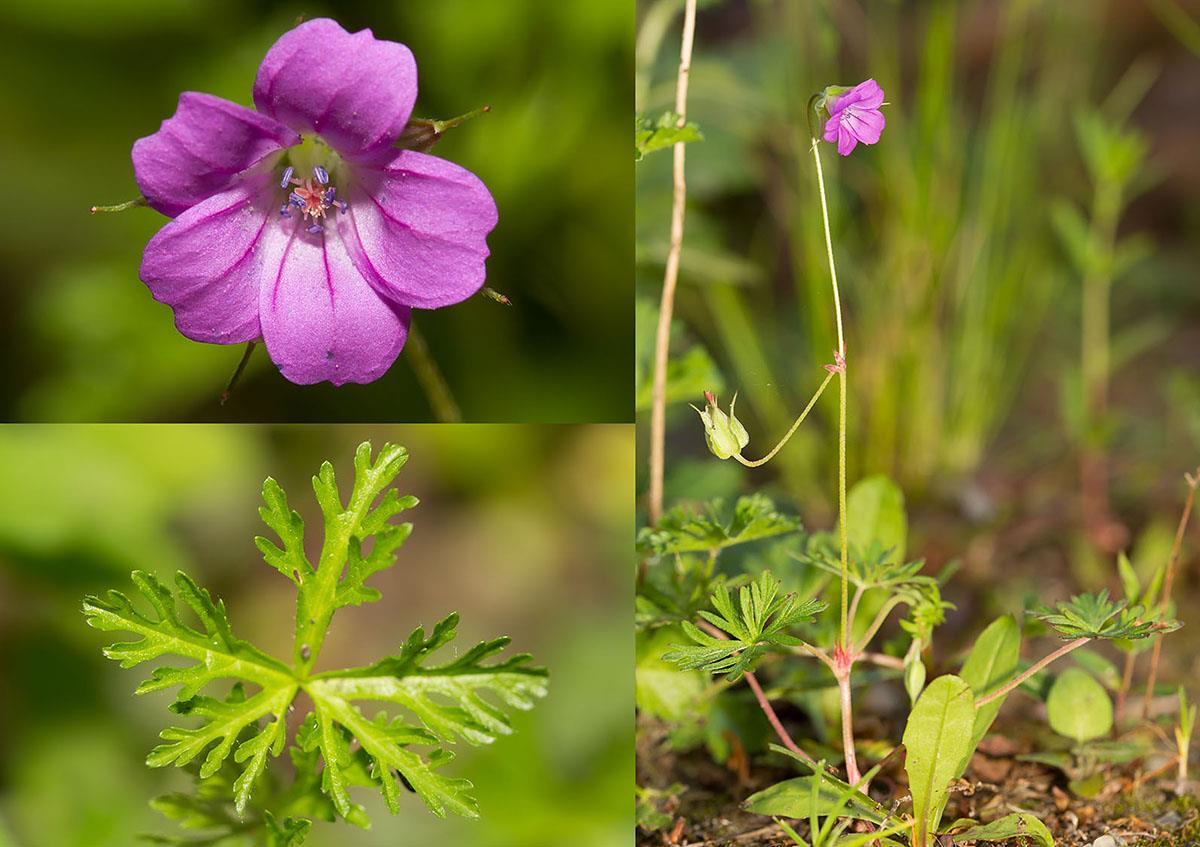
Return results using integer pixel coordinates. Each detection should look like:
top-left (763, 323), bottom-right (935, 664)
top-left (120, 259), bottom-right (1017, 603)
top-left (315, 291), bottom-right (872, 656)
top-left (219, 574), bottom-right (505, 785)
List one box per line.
top-left (0, 424), bottom-right (632, 846)
top-left (637, 0), bottom-right (1200, 556)
top-left (0, 0), bottom-right (632, 422)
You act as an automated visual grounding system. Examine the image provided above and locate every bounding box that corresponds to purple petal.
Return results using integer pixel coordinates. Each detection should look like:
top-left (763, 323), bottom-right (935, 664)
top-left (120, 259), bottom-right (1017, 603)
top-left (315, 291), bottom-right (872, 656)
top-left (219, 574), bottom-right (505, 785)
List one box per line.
top-left (133, 92), bottom-right (299, 218)
top-left (258, 223), bottom-right (410, 385)
top-left (823, 114), bottom-right (842, 144)
top-left (836, 127), bottom-right (858, 156)
top-left (843, 107), bottom-right (885, 145)
top-left (847, 79), bottom-right (884, 110)
top-left (139, 173), bottom-right (275, 344)
top-left (341, 151), bottom-right (498, 309)
top-left (253, 18), bottom-right (418, 163)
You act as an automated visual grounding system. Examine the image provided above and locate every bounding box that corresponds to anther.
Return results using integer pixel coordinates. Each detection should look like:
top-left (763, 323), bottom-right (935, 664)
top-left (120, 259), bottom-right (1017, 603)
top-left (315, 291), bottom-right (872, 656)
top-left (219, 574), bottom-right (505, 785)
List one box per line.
top-left (279, 203), bottom-right (291, 218)
top-left (324, 187), bottom-right (337, 202)
top-left (289, 192), bottom-right (305, 208)
top-left (313, 165), bottom-right (329, 185)
top-left (306, 223), bottom-right (323, 234)
top-left (334, 200), bottom-right (348, 215)
top-left (280, 166), bottom-right (294, 188)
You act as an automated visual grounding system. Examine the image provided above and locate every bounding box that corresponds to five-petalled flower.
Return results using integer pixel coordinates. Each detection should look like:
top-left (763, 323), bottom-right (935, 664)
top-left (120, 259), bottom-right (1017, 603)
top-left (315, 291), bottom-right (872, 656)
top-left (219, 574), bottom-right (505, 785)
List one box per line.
top-left (822, 79), bottom-right (886, 157)
top-left (133, 18), bottom-right (498, 385)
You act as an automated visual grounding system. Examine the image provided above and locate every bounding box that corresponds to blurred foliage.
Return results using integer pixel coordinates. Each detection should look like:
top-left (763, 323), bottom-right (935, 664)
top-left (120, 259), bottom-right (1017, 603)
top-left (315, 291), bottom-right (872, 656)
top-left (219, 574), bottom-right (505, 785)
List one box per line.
top-left (636, 0), bottom-right (1200, 504)
top-left (0, 0), bottom-right (632, 422)
top-left (0, 424), bottom-right (632, 847)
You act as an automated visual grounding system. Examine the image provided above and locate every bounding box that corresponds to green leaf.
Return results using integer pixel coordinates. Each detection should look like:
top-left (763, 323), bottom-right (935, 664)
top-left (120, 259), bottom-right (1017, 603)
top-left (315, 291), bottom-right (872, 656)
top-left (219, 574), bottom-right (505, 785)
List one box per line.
top-left (85, 442), bottom-right (546, 832)
top-left (636, 628), bottom-right (707, 721)
top-left (306, 612), bottom-right (547, 818)
top-left (1117, 552), bottom-right (1140, 604)
top-left (663, 571), bottom-right (826, 679)
top-left (952, 812), bottom-right (1054, 846)
top-left (903, 675), bottom-right (977, 847)
top-left (846, 475), bottom-right (907, 564)
top-left (635, 111), bottom-right (703, 161)
top-left (744, 777), bottom-right (886, 824)
top-left (960, 615), bottom-right (1021, 751)
top-left (1033, 589), bottom-right (1177, 640)
top-left (289, 442), bottom-right (419, 671)
top-left (637, 494), bottom-right (801, 557)
top-left (1070, 649), bottom-right (1122, 690)
top-left (1046, 667), bottom-right (1112, 743)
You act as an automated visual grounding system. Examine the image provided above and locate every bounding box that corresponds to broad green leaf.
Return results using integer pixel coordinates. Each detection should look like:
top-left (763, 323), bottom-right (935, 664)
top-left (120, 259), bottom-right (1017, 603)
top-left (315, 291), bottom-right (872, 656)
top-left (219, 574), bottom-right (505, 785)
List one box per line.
top-left (952, 812), bottom-right (1054, 846)
top-left (636, 628), bottom-right (707, 720)
top-left (744, 777), bottom-right (886, 823)
top-left (1046, 667), bottom-right (1112, 743)
top-left (960, 615), bottom-right (1021, 750)
top-left (902, 675), bottom-right (976, 847)
top-left (638, 494), bottom-right (801, 557)
top-left (1070, 649), bottom-right (1121, 690)
top-left (846, 475), bottom-right (906, 564)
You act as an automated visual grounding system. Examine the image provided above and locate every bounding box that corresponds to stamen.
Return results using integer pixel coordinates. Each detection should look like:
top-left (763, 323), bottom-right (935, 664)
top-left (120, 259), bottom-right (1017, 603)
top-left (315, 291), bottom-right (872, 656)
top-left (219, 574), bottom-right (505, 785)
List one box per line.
top-left (306, 223), bottom-right (323, 234)
top-left (313, 165), bottom-right (329, 185)
top-left (334, 200), bottom-right (348, 215)
top-left (279, 203), bottom-right (291, 218)
top-left (289, 192), bottom-right (305, 208)
top-left (280, 166), bottom-right (294, 188)
top-left (324, 187), bottom-right (337, 202)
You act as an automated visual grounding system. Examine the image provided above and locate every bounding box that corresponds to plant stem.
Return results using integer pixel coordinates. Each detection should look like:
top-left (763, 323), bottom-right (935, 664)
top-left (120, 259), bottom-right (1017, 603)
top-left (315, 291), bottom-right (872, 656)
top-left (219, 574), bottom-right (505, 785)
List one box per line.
top-left (89, 197), bottom-right (146, 214)
top-left (744, 670), bottom-right (819, 767)
top-left (1142, 468), bottom-right (1199, 719)
top-left (811, 132), bottom-right (854, 782)
top-left (836, 670), bottom-right (860, 785)
top-left (974, 637), bottom-right (1091, 708)
top-left (647, 0), bottom-right (697, 524)
top-left (734, 371), bottom-right (835, 467)
top-left (219, 341), bottom-right (257, 406)
top-left (1115, 648), bottom-right (1136, 731)
top-left (695, 619), bottom-right (817, 766)
top-left (404, 322), bottom-right (462, 423)
top-left (853, 595), bottom-right (907, 656)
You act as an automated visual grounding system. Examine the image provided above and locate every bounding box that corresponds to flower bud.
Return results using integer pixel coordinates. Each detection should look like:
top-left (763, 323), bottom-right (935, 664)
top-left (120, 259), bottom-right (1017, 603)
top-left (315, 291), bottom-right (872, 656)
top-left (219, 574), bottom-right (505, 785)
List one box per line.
top-left (904, 654), bottom-right (926, 705)
top-left (692, 391), bottom-right (749, 460)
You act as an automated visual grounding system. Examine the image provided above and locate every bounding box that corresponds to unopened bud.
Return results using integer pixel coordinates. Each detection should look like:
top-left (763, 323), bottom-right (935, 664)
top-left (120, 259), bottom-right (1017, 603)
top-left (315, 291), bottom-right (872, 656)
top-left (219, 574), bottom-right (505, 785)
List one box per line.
top-left (692, 391), bottom-right (749, 460)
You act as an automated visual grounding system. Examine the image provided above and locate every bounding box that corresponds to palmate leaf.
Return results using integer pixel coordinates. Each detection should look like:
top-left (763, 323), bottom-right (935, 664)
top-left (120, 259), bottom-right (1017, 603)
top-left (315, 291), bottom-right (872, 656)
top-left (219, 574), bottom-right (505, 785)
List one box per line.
top-left (1033, 589), bottom-right (1180, 640)
top-left (307, 613), bottom-right (548, 818)
top-left (664, 571), bottom-right (826, 679)
top-left (84, 442), bottom-right (546, 837)
top-left (637, 494), bottom-right (801, 558)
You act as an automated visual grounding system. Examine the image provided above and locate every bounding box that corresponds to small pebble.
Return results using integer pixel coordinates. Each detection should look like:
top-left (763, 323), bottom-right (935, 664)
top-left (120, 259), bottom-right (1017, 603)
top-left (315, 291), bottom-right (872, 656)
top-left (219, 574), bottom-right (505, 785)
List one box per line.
top-left (1090, 836), bottom-right (1118, 847)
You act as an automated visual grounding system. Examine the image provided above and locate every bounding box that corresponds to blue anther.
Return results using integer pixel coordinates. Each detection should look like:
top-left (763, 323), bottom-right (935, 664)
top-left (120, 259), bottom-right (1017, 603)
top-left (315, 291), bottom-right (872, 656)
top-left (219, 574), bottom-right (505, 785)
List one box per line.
top-left (324, 187), bottom-right (337, 202)
top-left (313, 165), bottom-right (329, 185)
top-left (306, 223), bottom-right (323, 234)
top-left (280, 166), bottom-right (294, 188)
top-left (289, 192), bottom-right (304, 208)
top-left (279, 203), bottom-right (291, 218)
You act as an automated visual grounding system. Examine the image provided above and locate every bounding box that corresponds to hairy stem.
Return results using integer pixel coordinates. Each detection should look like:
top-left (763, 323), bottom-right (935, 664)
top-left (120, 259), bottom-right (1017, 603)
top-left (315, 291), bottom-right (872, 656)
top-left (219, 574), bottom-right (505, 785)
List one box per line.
top-left (1142, 468), bottom-right (1199, 719)
top-left (405, 322), bottom-right (462, 423)
top-left (853, 595), bottom-right (907, 656)
top-left (734, 371), bottom-right (835, 467)
top-left (975, 637), bottom-right (1091, 708)
top-left (219, 341), bottom-right (257, 406)
top-left (836, 669), bottom-right (861, 785)
top-left (647, 0), bottom-right (697, 524)
top-left (743, 670), bottom-right (819, 767)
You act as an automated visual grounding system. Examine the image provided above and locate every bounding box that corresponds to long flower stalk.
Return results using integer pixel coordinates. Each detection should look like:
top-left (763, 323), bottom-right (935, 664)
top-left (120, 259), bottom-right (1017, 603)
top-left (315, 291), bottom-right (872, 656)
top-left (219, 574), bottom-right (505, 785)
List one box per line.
top-left (647, 0), bottom-right (697, 523)
top-left (974, 637), bottom-right (1091, 708)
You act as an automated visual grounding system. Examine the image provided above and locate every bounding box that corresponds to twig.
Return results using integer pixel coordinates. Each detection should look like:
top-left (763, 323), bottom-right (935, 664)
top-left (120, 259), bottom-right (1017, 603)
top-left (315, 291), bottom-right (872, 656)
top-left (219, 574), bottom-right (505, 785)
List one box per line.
top-left (647, 0), bottom-right (697, 523)
top-left (1142, 467), bottom-right (1199, 719)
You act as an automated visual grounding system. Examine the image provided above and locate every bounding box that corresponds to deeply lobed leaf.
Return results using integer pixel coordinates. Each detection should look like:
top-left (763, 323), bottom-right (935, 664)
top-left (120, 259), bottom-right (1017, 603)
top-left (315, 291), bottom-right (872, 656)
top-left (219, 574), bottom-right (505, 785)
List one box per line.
top-left (664, 571), bottom-right (826, 679)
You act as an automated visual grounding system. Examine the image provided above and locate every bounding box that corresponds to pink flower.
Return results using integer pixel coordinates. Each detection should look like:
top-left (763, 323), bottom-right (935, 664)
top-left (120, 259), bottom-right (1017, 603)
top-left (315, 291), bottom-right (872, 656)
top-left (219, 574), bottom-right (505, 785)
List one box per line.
top-left (132, 19), bottom-right (498, 385)
top-left (822, 79), bottom-right (885, 157)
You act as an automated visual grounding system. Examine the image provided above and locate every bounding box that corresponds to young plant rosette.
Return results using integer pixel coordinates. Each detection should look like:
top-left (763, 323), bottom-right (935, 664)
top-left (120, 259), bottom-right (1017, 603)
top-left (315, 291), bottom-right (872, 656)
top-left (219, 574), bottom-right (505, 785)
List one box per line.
top-left (133, 18), bottom-right (498, 385)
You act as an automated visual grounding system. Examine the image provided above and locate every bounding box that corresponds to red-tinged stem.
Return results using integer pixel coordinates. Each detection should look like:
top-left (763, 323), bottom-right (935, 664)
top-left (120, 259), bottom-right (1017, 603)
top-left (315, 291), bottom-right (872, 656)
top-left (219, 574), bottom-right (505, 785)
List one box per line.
top-left (975, 637), bottom-right (1091, 708)
top-left (696, 619), bottom-right (817, 767)
top-left (1114, 649), bottom-right (1136, 732)
top-left (1142, 468), bottom-right (1199, 719)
